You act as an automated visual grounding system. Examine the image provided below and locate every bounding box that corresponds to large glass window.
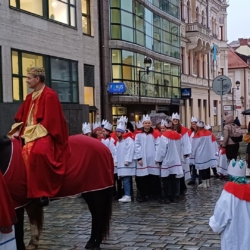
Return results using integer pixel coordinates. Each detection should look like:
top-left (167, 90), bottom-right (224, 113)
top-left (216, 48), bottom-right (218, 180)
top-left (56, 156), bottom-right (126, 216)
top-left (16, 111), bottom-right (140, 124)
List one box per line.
top-left (84, 64), bottom-right (95, 106)
top-left (11, 50), bottom-right (78, 103)
top-left (10, 0), bottom-right (76, 27)
top-left (82, 0), bottom-right (91, 35)
top-left (110, 0), bottom-right (181, 59)
top-left (111, 49), bottom-right (181, 99)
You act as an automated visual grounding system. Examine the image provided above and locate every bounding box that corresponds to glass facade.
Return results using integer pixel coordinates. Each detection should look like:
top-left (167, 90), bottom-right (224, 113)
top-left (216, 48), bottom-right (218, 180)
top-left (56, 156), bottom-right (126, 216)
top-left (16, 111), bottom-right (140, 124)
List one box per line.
top-left (10, 0), bottom-right (76, 27)
top-left (110, 0), bottom-right (180, 59)
top-left (148, 0), bottom-right (180, 19)
top-left (112, 49), bottom-right (181, 99)
top-left (11, 50), bottom-right (78, 103)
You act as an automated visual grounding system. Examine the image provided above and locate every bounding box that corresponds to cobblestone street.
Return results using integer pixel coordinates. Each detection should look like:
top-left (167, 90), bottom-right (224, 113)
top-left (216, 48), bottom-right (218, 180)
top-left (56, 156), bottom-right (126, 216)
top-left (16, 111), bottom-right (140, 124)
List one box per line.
top-left (23, 178), bottom-right (226, 250)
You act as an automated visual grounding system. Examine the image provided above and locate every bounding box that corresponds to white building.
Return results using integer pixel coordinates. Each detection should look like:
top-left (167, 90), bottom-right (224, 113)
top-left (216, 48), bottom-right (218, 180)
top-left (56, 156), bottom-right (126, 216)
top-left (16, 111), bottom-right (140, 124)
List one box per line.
top-left (180, 0), bottom-right (229, 130)
top-left (0, 0), bottom-right (100, 134)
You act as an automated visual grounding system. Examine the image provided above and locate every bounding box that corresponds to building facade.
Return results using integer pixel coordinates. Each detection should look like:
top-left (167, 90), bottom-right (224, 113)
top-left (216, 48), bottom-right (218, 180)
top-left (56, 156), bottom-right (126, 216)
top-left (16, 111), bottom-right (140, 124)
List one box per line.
top-left (180, 0), bottom-right (229, 129)
top-left (99, 0), bottom-right (182, 127)
top-left (224, 48), bottom-right (250, 128)
top-left (0, 0), bottom-right (100, 135)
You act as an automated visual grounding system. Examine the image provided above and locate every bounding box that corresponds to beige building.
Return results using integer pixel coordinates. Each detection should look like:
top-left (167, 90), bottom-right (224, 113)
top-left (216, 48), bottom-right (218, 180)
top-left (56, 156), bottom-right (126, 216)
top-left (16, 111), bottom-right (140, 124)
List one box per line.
top-left (224, 48), bottom-right (250, 128)
top-left (0, 0), bottom-right (100, 134)
top-left (180, 0), bottom-right (229, 129)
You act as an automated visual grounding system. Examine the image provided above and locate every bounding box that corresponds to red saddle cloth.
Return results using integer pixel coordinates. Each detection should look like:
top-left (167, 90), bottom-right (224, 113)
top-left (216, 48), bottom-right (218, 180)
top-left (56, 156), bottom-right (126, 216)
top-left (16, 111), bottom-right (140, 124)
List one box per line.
top-left (5, 135), bottom-right (114, 208)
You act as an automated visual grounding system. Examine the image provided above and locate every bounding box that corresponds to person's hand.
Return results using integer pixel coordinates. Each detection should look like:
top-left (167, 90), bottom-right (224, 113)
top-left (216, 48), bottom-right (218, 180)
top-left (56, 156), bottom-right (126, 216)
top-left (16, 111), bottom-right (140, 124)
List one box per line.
top-left (124, 161), bottom-right (129, 166)
top-left (11, 130), bottom-right (20, 139)
top-left (138, 160), bottom-right (143, 166)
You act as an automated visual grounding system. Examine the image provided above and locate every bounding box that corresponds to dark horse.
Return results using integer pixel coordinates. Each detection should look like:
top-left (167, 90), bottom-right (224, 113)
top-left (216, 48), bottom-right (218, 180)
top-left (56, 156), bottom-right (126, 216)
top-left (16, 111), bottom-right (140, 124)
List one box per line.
top-left (0, 135), bottom-right (114, 250)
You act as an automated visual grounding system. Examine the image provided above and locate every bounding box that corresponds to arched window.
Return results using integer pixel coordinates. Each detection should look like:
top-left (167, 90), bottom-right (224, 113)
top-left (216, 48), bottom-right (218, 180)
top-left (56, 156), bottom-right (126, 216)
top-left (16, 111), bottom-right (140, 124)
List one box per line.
top-left (181, 0), bottom-right (184, 21)
top-left (214, 19), bottom-right (217, 36)
top-left (201, 10), bottom-right (205, 25)
top-left (212, 17), bottom-right (214, 34)
top-left (187, 1), bottom-right (191, 23)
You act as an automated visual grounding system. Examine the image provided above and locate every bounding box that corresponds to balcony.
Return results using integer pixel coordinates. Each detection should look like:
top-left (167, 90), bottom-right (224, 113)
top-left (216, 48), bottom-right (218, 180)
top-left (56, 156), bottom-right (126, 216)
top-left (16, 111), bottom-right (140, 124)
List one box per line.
top-left (186, 22), bottom-right (211, 37)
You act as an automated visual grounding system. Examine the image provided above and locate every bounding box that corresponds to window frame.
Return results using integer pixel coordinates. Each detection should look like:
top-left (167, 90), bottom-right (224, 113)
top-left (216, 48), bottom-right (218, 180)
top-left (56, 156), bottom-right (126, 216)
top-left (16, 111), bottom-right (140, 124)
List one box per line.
top-left (82, 0), bottom-right (91, 35)
top-left (9, 0), bottom-right (77, 28)
top-left (83, 64), bottom-right (95, 106)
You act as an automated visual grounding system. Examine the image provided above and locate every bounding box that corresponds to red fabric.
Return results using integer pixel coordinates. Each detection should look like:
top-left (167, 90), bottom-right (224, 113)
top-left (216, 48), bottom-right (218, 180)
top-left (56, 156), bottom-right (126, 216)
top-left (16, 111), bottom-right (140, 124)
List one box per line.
top-left (110, 131), bottom-right (117, 145)
top-left (193, 129), bottom-right (212, 138)
top-left (5, 136), bottom-right (114, 206)
top-left (211, 133), bottom-right (216, 142)
top-left (224, 182), bottom-right (250, 202)
top-left (123, 131), bottom-right (134, 140)
top-left (152, 129), bottom-right (161, 139)
top-left (219, 147), bottom-right (226, 154)
top-left (180, 126), bottom-right (189, 136)
top-left (0, 172), bottom-right (17, 234)
top-left (188, 129), bottom-right (193, 137)
top-left (163, 130), bottom-right (182, 140)
top-left (14, 86), bottom-right (70, 198)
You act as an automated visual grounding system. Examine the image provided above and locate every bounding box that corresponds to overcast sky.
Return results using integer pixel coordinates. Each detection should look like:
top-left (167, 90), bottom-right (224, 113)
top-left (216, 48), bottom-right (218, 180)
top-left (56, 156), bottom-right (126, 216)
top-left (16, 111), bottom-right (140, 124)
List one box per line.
top-left (227, 0), bottom-right (250, 42)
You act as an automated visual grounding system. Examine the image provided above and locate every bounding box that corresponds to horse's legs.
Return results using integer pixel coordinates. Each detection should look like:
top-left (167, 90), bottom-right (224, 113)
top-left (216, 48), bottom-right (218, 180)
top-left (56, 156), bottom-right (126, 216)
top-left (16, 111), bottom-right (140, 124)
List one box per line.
top-left (15, 207), bottom-right (26, 250)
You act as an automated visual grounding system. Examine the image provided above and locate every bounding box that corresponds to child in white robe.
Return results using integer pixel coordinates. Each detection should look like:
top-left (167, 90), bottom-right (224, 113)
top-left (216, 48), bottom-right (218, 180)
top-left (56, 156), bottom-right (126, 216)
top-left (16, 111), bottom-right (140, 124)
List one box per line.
top-left (209, 160), bottom-right (250, 250)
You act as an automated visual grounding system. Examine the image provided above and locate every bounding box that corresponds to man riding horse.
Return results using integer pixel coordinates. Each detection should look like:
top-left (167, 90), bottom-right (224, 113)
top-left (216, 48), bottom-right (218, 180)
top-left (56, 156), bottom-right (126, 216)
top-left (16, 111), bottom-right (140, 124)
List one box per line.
top-left (8, 67), bottom-right (69, 207)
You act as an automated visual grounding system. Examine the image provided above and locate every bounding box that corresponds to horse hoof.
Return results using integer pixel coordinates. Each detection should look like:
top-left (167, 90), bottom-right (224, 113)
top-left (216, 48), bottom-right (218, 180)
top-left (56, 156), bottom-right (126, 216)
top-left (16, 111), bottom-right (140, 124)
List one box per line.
top-left (26, 245), bottom-right (38, 250)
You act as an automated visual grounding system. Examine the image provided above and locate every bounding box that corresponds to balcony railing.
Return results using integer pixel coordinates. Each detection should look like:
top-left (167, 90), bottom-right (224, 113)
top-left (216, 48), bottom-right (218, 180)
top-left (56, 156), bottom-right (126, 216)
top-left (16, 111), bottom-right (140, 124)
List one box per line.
top-left (186, 22), bottom-right (211, 37)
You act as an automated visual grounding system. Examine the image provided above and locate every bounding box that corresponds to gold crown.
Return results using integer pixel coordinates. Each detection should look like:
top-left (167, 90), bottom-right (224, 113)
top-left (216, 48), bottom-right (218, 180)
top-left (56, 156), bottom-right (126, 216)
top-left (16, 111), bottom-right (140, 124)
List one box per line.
top-left (27, 67), bottom-right (45, 76)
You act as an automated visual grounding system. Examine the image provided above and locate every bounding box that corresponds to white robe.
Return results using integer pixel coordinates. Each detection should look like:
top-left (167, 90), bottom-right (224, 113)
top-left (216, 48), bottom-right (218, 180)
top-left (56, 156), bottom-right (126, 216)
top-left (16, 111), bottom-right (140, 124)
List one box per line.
top-left (217, 148), bottom-right (228, 176)
top-left (189, 131), bottom-right (195, 165)
top-left (155, 131), bottom-right (183, 178)
top-left (116, 136), bottom-right (136, 177)
top-left (192, 130), bottom-right (218, 170)
top-left (209, 186), bottom-right (250, 250)
top-left (0, 227), bottom-right (17, 250)
top-left (102, 137), bottom-right (117, 174)
top-left (181, 128), bottom-right (192, 180)
top-left (135, 130), bottom-right (160, 176)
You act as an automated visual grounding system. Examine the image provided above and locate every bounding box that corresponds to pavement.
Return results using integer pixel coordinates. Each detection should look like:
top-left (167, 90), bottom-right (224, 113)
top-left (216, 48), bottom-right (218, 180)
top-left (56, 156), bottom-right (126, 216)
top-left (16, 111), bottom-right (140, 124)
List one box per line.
top-left (24, 178), bottom-right (226, 250)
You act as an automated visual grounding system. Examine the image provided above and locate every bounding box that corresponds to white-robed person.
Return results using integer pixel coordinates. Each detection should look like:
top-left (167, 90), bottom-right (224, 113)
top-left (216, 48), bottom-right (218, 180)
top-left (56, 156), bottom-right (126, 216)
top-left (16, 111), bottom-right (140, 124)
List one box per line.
top-left (82, 122), bottom-right (92, 136)
top-left (115, 122), bottom-right (135, 202)
top-left (155, 119), bottom-right (183, 203)
top-left (135, 115), bottom-right (161, 202)
top-left (172, 113), bottom-right (191, 195)
top-left (217, 136), bottom-right (228, 179)
top-left (192, 120), bottom-right (218, 189)
top-left (209, 159), bottom-right (250, 250)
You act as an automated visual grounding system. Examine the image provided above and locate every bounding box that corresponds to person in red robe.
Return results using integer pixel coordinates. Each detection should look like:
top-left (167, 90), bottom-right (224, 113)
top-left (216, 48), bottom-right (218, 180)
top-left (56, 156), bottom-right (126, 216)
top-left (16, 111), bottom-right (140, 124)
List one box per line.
top-left (8, 67), bottom-right (69, 207)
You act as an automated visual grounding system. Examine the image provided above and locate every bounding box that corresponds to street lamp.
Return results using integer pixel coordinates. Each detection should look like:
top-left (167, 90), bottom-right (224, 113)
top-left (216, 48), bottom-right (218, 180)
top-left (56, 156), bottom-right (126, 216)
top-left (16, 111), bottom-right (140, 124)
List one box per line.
top-left (232, 81), bottom-right (240, 115)
top-left (139, 57), bottom-right (152, 114)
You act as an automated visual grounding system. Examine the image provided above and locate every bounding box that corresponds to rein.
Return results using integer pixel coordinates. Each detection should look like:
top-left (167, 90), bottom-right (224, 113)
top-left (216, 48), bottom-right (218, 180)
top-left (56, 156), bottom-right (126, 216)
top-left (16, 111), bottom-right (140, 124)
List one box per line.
top-left (0, 136), bottom-right (12, 175)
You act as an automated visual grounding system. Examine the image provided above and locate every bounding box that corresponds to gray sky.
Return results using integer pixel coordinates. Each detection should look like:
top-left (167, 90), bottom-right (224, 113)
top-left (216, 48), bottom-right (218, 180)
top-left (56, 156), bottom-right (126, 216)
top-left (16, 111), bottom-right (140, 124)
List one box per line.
top-left (227, 0), bottom-right (250, 42)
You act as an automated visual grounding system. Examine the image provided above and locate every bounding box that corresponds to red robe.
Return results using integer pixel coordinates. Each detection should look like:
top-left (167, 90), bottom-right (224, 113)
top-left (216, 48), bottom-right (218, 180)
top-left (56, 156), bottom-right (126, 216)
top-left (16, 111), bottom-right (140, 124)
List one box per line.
top-left (0, 172), bottom-right (17, 233)
top-left (14, 86), bottom-right (70, 198)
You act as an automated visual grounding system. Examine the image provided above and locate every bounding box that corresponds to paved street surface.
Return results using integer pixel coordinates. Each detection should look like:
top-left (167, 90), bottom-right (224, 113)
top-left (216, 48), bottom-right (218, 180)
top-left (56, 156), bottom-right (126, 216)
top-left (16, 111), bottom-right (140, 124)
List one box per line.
top-left (24, 178), bottom-right (226, 250)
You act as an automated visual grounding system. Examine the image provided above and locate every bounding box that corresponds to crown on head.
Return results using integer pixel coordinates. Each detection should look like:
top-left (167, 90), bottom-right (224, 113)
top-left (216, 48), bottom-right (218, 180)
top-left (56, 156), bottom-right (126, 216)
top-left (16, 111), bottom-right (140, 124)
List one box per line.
top-left (228, 159), bottom-right (246, 178)
top-left (116, 121), bottom-right (126, 133)
top-left (197, 120), bottom-right (204, 128)
top-left (161, 119), bottom-right (166, 127)
top-left (142, 114), bottom-right (151, 123)
top-left (205, 124), bottom-right (211, 130)
top-left (165, 119), bottom-right (172, 128)
top-left (82, 122), bottom-right (92, 135)
top-left (93, 122), bottom-right (102, 131)
top-left (27, 67), bottom-right (45, 76)
top-left (136, 120), bottom-right (143, 129)
top-left (172, 113), bottom-right (180, 120)
top-left (118, 116), bottom-right (128, 124)
top-left (191, 116), bottom-right (198, 123)
top-left (104, 121), bottom-right (113, 131)
top-left (101, 119), bottom-right (108, 127)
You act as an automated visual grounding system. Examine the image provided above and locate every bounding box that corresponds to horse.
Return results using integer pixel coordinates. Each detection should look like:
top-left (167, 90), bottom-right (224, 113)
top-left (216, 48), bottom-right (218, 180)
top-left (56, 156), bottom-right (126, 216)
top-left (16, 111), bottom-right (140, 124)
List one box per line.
top-left (0, 135), bottom-right (114, 250)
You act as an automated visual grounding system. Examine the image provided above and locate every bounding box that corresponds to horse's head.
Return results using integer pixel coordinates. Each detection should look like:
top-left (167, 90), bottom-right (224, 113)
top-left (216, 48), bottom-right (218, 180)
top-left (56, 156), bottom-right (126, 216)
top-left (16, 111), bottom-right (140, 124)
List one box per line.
top-left (0, 136), bottom-right (12, 175)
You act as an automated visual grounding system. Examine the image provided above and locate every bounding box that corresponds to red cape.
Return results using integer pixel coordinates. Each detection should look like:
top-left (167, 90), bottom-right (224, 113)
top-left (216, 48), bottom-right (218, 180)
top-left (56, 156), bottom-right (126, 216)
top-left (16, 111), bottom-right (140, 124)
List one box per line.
top-left (163, 130), bottom-right (182, 140)
top-left (136, 129), bottom-right (161, 139)
top-left (14, 86), bottom-right (70, 198)
top-left (180, 126), bottom-right (189, 136)
top-left (224, 182), bottom-right (250, 202)
top-left (188, 129), bottom-right (193, 137)
top-left (5, 136), bottom-right (114, 207)
top-left (123, 131), bottom-right (134, 140)
top-left (0, 172), bottom-right (17, 233)
top-left (193, 129), bottom-right (212, 138)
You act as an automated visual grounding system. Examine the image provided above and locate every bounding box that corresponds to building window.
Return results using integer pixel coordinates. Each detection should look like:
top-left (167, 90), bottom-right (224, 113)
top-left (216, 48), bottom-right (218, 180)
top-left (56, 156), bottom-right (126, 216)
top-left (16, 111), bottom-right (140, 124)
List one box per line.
top-left (50, 58), bottom-right (78, 103)
top-left (111, 49), bottom-right (181, 99)
top-left (11, 50), bottom-right (78, 103)
top-left (84, 64), bottom-right (95, 106)
top-left (110, 1), bottom-right (181, 59)
top-left (181, 47), bottom-right (185, 74)
top-left (82, 0), bottom-right (91, 35)
top-left (10, 0), bottom-right (76, 27)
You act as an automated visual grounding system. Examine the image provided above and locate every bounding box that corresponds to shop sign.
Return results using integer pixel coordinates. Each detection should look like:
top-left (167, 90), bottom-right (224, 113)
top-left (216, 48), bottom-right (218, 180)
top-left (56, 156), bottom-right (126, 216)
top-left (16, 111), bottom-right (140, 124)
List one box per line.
top-left (181, 88), bottom-right (192, 99)
top-left (171, 98), bottom-right (180, 105)
top-left (108, 82), bottom-right (126, 94)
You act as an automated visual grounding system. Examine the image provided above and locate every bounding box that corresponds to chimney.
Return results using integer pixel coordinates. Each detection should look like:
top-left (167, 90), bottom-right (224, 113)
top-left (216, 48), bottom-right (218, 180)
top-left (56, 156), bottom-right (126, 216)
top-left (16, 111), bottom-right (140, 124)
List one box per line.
top-left (239, 38), bottom-right (248, 45)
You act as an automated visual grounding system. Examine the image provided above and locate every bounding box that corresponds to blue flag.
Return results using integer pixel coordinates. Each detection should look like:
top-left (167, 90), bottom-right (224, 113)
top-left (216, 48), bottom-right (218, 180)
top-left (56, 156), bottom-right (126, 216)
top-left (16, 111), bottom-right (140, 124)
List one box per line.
top-left (213, 44), bottom-right (217, 61)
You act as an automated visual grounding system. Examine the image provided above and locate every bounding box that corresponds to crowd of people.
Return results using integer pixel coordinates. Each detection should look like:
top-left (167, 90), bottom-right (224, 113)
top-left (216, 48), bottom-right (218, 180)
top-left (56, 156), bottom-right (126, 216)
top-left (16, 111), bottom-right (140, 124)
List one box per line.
top-left (82, 113), bottom-right (232, 204)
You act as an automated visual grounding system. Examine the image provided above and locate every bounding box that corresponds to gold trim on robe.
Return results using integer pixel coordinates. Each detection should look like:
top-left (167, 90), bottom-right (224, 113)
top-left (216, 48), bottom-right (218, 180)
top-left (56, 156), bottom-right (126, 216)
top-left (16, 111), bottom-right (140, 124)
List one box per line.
top-left (7, 122), bottom-right (24, 138)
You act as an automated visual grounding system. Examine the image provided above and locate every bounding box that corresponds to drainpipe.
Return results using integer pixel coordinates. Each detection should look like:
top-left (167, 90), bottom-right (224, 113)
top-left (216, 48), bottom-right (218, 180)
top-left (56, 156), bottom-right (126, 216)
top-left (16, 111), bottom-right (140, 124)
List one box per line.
top-left (98, 0), bottom-right (104, 120)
